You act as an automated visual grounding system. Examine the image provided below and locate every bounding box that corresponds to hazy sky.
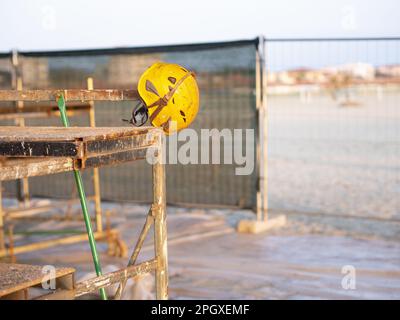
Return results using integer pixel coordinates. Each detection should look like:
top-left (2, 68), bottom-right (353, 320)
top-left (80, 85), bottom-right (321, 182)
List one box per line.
top-left (0, 0), bottom-right (399, 52)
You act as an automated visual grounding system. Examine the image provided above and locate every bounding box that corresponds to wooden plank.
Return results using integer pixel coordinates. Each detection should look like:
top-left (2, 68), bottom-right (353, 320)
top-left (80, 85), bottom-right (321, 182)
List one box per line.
top-left (0, 127), bottom-right (160, 163)
top-left (85, 134), bottom-right (156, 156)
top-left (0, 141), bottom-right (80, 157)
top-left (4, 196), bottom-right (96, 219)
top-left (0, 263), bottom-right (75, 297)
top-left (0, 109), bottom-right (90, 121)
top-left (0, 102), bottom-right (90, 115)
top-left (0, 148), bottom-right (154, 181)
top-left (0, 229), bottom-right (119, 258)
top-left (0, 157), bottom-right (74, 181)
top-left (0, 128), bottom-right (161, 177)
top-left (74, 259), bottom-right (157, 297)
top-left (0, 149), bottom-right (155, 181)
top-left (0, 126), bottom-right (155, 142)
top-left (0, 89), bottom-right (139, 102)
top-left (83, 148), bottom-right (149, 168)
top-left (35, 259), bottom-right (157, 299)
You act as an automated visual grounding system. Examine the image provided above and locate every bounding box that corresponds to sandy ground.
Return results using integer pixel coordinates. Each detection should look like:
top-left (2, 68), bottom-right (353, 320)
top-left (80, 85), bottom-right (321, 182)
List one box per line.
top-left (268, 91), bottom-right (400, 235)
top-left (5, 199), bottom-right (400, 300)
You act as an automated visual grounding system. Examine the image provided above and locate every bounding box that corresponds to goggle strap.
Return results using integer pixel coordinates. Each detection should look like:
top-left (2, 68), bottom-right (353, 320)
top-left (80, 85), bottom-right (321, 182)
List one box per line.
top-left (147, 72), bottom-right (194, 109)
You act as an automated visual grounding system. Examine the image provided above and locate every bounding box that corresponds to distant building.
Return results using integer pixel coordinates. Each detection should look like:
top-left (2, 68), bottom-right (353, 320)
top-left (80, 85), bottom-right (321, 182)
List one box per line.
top-left (323, 62), bottom-right (375, 81)
top-left (376, 65), bottom-right (400, 78)
top-left (276, 71), bottom-right (296, 85)
top-left (267, 62), bottom-right (400, 95)
top-left (267, 72), bottom-right (277, 84)
top-left (268, 68), bottom-right (327, 85)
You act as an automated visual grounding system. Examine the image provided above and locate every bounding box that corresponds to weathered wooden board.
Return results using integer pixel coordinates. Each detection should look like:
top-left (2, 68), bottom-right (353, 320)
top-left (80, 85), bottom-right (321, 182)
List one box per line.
top-left (0, 126), bottom-right (156, 142)
top-left (0, 127), bottom-right (161, 180)
top-left (0, 149), bottom-right (153, 180)
top-left (74, 259), bottom-right (157, 297)
top-left (83, 148), bottom-right (149, 168)
top-left (0, 229), bottom-right (120, 258)
top-left (0, 102), bottom-right (90, 114)
top-left (0, 103), bottom-right (90, 120)
top-left (0, 157), bottom-right (74, 181)
top-left (0, 263), bottom-right (75, 298)
top-left (5, 196), bottom-right (95, 219)
top-left (0, 141), bottom-right (80, 157)
top-left (0, 89), bottom-right (139, 102)
top-left (85, 134), bottom-right (155, 155)
top-left (0, 127), bottom-right (161, 169)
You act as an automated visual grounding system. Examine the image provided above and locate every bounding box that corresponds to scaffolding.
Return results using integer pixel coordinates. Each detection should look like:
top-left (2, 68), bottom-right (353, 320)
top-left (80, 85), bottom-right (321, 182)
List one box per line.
top-left (0, 89), bottom-right (168, 299)
top-left (0, 79), bottom-right (130, 260)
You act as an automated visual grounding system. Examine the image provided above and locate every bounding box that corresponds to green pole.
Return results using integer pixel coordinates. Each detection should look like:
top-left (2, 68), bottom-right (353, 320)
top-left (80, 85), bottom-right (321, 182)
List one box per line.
top-left (57, 94), bottom-right (107, 300)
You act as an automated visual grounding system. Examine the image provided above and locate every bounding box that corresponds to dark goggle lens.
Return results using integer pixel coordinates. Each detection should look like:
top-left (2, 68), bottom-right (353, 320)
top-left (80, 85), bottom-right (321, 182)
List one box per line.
top-left (122, 102), bottom-right (148, 127)
top-left (132, 104), bottom-right (149, 126)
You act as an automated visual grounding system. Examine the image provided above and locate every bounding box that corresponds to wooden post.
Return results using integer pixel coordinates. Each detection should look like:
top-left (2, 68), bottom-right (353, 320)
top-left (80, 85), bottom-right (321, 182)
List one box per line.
top-left (11, 51), bottom-right (30, 207)
top-left (87, 77), bottom-right (102, 232)
top-left (153, 134), bottom-right (168, 300)
top-left (8, 225), bottom-right (16, 263)
top-left (15, 77), bottom-right (30, 207)
top-left (114, 208), bottom-right (154, 299)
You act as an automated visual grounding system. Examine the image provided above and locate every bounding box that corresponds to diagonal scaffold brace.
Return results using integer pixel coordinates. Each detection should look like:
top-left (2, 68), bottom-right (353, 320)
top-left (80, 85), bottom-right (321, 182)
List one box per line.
top-left (57, 93), bottom-right (107, 300)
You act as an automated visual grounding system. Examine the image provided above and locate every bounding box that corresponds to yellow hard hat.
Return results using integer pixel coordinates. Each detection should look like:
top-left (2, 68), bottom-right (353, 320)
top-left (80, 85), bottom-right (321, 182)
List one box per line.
top-left (136, 62), bottom-right (200, 135)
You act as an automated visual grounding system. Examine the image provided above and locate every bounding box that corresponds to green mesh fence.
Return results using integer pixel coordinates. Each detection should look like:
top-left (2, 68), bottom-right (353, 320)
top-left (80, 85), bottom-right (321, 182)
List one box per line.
top-left (0, 40), bottom-right (259, 209)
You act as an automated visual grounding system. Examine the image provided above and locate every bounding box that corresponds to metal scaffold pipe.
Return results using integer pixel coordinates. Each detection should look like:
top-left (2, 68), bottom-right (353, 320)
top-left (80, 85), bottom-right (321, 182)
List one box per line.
top-left (57, 94), bottom-right (107, 300)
